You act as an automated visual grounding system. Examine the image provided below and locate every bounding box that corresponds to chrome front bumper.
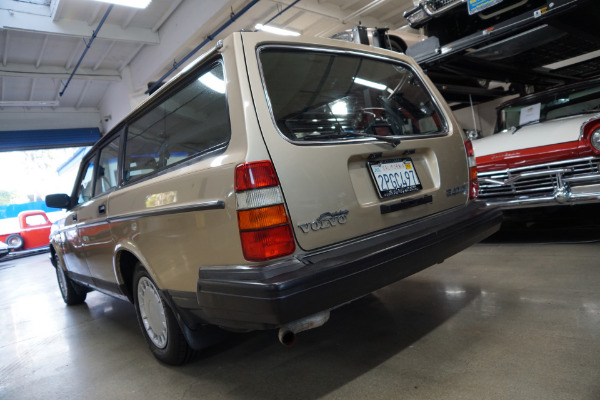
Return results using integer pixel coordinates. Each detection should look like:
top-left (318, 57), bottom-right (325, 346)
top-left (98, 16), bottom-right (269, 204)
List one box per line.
top-left (478, 157), bottom-right (600, 209)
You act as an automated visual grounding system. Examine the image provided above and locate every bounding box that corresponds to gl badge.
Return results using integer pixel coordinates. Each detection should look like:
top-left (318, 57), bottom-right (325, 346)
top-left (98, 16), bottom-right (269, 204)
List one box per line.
top-left (298, 210), bottom-right (349, 233)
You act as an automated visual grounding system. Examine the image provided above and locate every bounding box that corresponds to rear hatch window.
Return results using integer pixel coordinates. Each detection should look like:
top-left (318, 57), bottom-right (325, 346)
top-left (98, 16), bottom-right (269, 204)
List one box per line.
top-left (259, 47), bottom-right (446, 143)
top-left (251, 42), bottom-right (469, 251)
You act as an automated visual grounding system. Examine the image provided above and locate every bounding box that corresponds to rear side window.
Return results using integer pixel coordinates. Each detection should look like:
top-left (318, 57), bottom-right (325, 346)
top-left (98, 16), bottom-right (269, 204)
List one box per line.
top-left (95, 135), bottom-right (120, 196)
top-left (259, 47), bottom-right (446, 142)
top-left (76, 159), bottom-right (95, 204)
top-left (124, 61), bottom-right (230, 183)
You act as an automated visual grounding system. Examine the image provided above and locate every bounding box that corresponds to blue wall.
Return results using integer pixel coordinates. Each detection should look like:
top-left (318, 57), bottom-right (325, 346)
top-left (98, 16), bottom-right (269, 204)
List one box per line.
top-left (0, 201), bottom-right (53, 219)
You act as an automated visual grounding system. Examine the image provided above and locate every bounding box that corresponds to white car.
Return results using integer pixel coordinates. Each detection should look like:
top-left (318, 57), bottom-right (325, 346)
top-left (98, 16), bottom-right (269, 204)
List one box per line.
top-left (473, 78), bottom-right (600, 208)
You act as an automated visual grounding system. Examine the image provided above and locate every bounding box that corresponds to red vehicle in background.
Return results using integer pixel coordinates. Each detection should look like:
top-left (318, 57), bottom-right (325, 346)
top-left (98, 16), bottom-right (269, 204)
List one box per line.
top-left (0, 210), bottom-right (52, 251)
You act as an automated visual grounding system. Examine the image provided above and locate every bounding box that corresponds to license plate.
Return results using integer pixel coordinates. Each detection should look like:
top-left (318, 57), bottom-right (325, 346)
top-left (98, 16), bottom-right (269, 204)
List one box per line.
top-left (468, 0), bottom-right (503, 15)
top-left (368, 158), bottom-right (422, 198)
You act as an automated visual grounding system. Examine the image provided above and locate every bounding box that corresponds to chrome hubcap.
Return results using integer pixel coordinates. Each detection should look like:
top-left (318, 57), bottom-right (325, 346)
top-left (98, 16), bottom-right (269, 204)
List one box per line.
top-left (137, 276), bottom-right (168, 349)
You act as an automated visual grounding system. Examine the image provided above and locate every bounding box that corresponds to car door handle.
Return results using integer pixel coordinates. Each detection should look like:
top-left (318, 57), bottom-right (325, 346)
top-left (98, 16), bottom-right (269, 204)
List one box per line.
top-left (72, 213), bottom-right (77, 222)
top-left (98, 204), bottom-right (106, 214)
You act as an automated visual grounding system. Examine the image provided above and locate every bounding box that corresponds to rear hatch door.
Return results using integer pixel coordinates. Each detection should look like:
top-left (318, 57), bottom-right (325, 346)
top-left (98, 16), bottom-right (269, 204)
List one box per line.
top-left (242, 33), bottom-right (471, 251)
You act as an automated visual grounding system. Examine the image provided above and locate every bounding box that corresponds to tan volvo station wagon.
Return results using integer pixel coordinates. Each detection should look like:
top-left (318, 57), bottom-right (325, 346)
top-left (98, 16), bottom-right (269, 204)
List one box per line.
top-left (46, 31), bottom-right (502, 365)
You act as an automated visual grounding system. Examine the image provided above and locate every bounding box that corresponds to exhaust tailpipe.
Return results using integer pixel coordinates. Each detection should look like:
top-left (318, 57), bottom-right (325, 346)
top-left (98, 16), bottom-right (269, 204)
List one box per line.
top-left (277, 311), bottom-right (330, 346)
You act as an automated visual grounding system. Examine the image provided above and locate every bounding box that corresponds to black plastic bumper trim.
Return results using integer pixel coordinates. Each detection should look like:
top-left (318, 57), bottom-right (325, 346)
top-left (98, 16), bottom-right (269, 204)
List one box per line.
top-left (173, 203), bottom-right (501, 331)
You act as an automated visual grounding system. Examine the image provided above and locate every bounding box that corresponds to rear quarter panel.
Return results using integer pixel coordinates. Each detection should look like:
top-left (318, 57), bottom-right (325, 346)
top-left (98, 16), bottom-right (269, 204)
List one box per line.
top-left (107, 35), bottom-right (272, 293)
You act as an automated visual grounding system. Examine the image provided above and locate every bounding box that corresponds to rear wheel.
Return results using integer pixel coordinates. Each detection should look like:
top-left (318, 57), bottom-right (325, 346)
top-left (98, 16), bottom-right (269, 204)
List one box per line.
top-left (133, 264), bottom-right (193, 365)
top-left (6, 234), bottom-right (24, 250)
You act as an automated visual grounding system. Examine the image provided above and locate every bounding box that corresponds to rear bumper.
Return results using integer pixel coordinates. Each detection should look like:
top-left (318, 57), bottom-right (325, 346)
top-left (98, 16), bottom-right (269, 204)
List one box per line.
top-left (170, 202), bottom-right (501, 331)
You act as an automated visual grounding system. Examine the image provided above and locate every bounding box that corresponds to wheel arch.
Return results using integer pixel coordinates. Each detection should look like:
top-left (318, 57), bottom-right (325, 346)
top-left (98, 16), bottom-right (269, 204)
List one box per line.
top-left (49, 244), bottom-right (58, 268)
top-left (115, 249), bottom-right (140, 304)
top-left (386, 35), bottom-right (408, 54)
top-left (50, 243), bottom-right (66, 270)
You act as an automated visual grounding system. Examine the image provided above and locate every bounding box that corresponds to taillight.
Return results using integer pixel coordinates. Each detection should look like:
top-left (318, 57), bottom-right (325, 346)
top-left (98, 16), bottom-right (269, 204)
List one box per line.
top-left (464, 140), bottom-right (479, 200)
top-left (235, 161), bottom-right (295, 262)
top-left (582, 118), bottom-right (600, 153)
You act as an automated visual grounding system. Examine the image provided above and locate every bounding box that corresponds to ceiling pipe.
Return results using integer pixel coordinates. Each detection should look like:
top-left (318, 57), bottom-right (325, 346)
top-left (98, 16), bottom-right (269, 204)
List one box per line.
top-left (145, 0), bottom-right (261, 95)
top-left (259, 0), bottom-right (301, 28)
top-left (60, 4), bottom-right (114, 97)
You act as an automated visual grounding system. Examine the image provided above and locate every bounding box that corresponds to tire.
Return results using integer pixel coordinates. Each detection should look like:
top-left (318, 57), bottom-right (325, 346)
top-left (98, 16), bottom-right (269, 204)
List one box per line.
top-left (133, 264), bottom-right (194, 365)
top-left (6, 234), bottom-right (24, 250)
top-left (55, 260), bottom-right (87, 305)
top-left (387, 37), bottom-right (407, 54)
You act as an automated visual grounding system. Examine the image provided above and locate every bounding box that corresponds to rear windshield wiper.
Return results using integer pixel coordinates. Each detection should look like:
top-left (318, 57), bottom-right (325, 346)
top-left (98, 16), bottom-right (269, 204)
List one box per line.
top-left (297, 131), bottom-right (401, 147)
top-left (350, 132), bottom-right (401, 147)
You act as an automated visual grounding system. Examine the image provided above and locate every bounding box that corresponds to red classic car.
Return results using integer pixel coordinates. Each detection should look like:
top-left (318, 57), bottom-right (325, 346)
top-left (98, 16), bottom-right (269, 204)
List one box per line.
top-left (0, 210), bottom-right (52, 251)
top-left (473, 78), bottom-right (600, 209)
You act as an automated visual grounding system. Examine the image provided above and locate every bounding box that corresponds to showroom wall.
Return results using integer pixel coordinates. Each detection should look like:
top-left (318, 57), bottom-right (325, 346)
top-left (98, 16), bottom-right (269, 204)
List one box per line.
top-left (453, 95), bottom-right (518, 137)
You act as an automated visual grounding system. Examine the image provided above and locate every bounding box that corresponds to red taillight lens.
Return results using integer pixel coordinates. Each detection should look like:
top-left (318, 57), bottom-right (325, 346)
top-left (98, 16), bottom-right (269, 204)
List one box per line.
top-left (235, 161), bottom-right (295, 262)
top-left (464, 140), bottom-right (479, 200)
top-left (239, 226), bottom-right (296, 262)
top-left (235, 161), bottom-right (280, 191)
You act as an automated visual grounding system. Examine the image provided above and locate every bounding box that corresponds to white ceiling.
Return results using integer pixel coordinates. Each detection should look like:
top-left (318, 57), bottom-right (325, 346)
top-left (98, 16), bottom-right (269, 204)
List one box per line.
top-left (0, 0), bottom-right (416, 138)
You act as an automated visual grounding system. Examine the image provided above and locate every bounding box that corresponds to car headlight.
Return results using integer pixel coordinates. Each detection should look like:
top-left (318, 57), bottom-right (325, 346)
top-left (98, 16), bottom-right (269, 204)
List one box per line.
top-left (591, 128), bottom-right (600, 151)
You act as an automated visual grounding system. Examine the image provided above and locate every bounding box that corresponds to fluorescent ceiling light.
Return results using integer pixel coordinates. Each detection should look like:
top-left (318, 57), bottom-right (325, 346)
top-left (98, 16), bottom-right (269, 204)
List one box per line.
top-left (331, 101), bottom-right (348, 115)
top-left (199, 73), bottom-right (225, 94)
top-left (93, 0), bottom-right (152, 9)
top-left (353, 77), bottom-right (387, 91)
top-left (0, 100), bottom-right (59, 107)
top-left (255, 24), bottom-right (300, 37)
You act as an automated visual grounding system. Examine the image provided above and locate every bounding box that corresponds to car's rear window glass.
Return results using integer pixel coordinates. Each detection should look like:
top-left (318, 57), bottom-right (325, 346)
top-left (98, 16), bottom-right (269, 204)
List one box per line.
top-left (258, 47), bottom-right (445, 142)
top-left (124, 61), bottom-right (230, 183)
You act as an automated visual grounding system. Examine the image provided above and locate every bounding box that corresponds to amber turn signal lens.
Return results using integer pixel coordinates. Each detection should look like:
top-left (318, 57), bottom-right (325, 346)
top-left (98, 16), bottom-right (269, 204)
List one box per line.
top-left (237, 205), bottom-right (290, 231)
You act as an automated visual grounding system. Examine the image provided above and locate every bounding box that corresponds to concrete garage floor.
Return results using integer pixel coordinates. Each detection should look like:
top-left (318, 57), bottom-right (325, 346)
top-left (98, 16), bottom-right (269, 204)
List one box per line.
top-left (1, 212), bottom-right (599, 400)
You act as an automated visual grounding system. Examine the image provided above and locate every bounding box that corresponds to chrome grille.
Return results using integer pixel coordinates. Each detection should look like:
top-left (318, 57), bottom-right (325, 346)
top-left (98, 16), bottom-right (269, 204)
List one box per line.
top-left (478, 158), bottom-right (600, 199)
